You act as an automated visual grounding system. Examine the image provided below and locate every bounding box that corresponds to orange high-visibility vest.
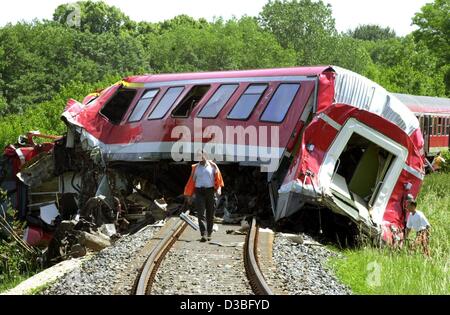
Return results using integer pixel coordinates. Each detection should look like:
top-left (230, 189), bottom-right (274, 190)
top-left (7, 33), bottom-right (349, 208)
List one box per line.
top-left (184, 162), bottom-right (224, 197)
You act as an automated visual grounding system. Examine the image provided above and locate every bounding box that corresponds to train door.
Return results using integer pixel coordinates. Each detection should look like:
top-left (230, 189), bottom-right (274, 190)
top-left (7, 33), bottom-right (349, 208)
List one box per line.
top-left (318, 118), bottom-right (408, 226)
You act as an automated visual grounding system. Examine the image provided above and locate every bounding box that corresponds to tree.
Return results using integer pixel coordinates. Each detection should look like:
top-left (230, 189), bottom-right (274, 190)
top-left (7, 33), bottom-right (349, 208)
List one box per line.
top-left (363, 36), bottom-right (446, 96)
top-left (0, 21), bottom-right (149, 115)
top-left (159, 14), bottom-right (209, 32)
top-left (53, 0), bottom-right (132, 34)
top-left (412, 0), bottom-right (450, 95)
top-left (259, 0), bottom-right (336, 65)
top-left (0, 94), bottom-right (6, 116)
top-left (348, 24), bottom-right (396, 41)
top-left (322, 35), bottom-right (374, 76)
top-left (142, 16), bottom-right (296, 73)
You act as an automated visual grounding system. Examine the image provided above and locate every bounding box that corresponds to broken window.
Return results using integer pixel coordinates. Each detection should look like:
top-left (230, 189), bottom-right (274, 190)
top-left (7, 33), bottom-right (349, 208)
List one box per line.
top-left (260, 83), bottom-right (300, 123)
top-left (148, 87), bottom-right (184, 120)
top-left (172, 85), bottom-right (211, 118)
top-left (100, 88), bottom-right (137, 124)
top-left (128, 89), bottom-right (159, 122)
top-left (228, 84), bottom-right (268, 120)
top-left (198, 84), bottom-right (239, 118)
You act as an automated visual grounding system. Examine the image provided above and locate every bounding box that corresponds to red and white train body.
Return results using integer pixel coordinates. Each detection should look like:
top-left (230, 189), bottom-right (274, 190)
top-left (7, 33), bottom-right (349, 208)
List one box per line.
top-left (61, 65), bottom-right (426, 242)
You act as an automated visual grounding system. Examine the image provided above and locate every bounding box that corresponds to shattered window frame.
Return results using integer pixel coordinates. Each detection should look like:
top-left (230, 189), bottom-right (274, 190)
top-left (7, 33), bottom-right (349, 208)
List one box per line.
top-left (99, 88), bottom-right (138, 125)
top-left (197, 84), bottom-right (240, 119)
top-left (227, 84), bottom-right (268, 121)
top-left (147, 86), bottom-right (185, 120)
top-left (260, 83), bottom-right (301, 123)
top-left (128, 89), bottom-right (159, 123)
top-left (171, 85), bottom-right (211, 118)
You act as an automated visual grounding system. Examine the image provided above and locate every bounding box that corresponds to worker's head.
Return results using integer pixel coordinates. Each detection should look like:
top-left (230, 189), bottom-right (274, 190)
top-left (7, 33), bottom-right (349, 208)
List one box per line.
top-left (197, 149), bottom-right (208, 165)
top-left (407, 200), bottom-right (417, 212)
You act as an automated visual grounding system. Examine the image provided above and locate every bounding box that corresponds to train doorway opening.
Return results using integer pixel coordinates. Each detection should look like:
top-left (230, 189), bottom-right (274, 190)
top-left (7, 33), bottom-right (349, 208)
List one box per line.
top-left (319, 118), bottom-right (408, 225)
top-left (331, 133), bottom-right (395, 222)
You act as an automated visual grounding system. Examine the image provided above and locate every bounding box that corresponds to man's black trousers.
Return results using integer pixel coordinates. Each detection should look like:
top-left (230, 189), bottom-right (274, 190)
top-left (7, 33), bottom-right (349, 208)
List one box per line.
top-left (194, 187), bottom-right (215, 237)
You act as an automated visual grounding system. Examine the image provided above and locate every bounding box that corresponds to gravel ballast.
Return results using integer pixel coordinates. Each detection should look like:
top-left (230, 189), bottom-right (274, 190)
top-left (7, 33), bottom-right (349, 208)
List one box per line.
top-left (40, 225), bottom-right (159, 295)
top-left (39, 225), bottom-right (350, 295)
top-left (267, 233), bottom-right (351, 295)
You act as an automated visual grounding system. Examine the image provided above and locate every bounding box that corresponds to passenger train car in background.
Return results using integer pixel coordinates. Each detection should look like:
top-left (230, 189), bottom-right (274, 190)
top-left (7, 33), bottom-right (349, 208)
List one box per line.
top-left (3, 66), bottom-right (438, 245)
top-left (393, 93), bottom-right (450, 157)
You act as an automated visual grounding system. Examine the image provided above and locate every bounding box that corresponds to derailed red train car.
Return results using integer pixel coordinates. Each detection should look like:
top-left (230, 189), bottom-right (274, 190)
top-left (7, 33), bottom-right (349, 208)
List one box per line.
top-left (2, 66), bottom-right (425, 245)
top-left (60, 65), bottom-right (424, 243)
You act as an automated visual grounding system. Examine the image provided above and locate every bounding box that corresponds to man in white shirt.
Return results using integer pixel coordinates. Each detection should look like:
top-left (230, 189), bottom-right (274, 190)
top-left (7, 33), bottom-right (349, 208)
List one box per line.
top-left (405, 200), bottom-right (431, 256)
top-left (184, 151), bottom-right (224, 242)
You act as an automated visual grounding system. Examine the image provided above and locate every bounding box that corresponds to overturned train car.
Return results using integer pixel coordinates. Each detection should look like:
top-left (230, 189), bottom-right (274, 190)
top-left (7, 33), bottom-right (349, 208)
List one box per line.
top-left (3, 66), bottom-right (425, 244)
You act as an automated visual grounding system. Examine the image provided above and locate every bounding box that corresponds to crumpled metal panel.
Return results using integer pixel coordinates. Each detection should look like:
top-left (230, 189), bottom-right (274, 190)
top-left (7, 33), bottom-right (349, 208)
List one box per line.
top-left (333, 66), bottom-right (419, 135)
top-left (393, 93), bottom-right (450, 115)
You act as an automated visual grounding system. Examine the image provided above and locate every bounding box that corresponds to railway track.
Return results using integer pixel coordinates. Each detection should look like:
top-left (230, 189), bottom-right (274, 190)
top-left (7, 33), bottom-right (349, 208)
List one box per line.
top-left (244, 218), bottom-right (273, 295)
top-left (134, 215), bottom-right (273, 295)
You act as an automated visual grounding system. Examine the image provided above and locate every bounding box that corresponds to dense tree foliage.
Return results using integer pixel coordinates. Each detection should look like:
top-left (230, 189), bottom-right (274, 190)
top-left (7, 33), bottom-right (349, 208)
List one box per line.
top-left (259, 0), bottom-right (336, 65)
top-left (412, 0), bottom-right (450, 95)
top-left (349, 24), bottom-right (397, 41)
top-left (0, 0), bottom-right (448, 127)
top-left (0, 21), bottom-right (148, 115)
top-left (363, 36), bottom-right (446, 96)
top-left (53, 0), bottom-right (133, 34)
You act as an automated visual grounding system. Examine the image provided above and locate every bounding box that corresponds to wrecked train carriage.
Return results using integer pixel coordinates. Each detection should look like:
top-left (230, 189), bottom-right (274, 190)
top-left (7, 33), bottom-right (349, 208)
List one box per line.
top-left (0, 133), bottom-right (64, 245)
top-left (59, 66), bottom-right (424, 243)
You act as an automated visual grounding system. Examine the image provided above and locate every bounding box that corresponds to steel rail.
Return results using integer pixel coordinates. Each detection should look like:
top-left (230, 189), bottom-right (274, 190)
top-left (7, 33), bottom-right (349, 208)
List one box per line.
top-left (135, 217), bottom-right (188, 295)
top-left (244, 217), bottom-right (273, 295)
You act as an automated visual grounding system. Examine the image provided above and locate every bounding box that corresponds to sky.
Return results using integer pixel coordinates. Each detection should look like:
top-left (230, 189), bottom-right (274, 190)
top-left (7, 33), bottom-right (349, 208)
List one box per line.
top-left (0, 0), bottom-right (432, 36)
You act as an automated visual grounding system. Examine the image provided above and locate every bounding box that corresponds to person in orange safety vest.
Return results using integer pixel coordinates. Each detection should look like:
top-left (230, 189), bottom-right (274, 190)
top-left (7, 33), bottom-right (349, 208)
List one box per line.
top-left (184, 150), bottom-right (224, 242)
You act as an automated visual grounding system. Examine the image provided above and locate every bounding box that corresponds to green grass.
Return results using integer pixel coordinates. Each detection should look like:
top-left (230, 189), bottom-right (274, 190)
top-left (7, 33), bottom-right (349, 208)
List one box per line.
top-left (0, 274), bottom-right (29, 293)
top-left (330, 172), bottom-right (450, 295)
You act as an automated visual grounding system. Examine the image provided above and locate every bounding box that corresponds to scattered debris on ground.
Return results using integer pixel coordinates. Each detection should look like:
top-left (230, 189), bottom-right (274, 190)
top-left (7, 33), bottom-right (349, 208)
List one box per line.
top-left (0, 132), bottom-right (270, 272)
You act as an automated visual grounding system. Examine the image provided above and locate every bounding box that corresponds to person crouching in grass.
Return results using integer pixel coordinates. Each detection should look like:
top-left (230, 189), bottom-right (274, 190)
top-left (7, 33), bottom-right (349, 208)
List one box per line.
top-left (405, 200), bottom-right (431, 257)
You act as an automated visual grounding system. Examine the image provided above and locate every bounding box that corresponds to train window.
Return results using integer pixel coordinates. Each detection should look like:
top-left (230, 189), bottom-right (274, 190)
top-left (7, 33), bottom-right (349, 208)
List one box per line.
top-left (128, 89), bottom-right (159, 122)
top-left (446, 118), bottom-right (450, 135)
top-left (198, 84), bottom-right (239, 118)
top-left (228, 84), bottom-right (268, 120)
top-left (437, 117), bottom-right (442, 136)
top-left (172, 85), bottom-right (211, 118)
top-left (148, 87), bottom-right (184, 120)
top-left (260, 83), bottom-right (301, 123)
top-left (100, 88), bottom-right (137, 124)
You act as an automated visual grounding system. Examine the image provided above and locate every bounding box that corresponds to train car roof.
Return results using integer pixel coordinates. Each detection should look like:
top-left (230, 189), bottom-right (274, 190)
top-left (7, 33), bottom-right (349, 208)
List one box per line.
top-left (393, 93), bottom-right (450, 115)
top-left (124, 66), bottom-right (332, 84)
